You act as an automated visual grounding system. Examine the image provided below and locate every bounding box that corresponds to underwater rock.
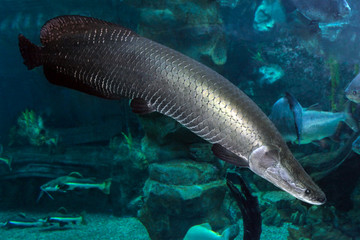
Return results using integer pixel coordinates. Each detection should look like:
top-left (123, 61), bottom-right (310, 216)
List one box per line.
top-left (139, 159), bottom-right (229, 239)
top-left (287, 225), bottom-right (312, 240)
top-left (139, 179), bottom-right (227, 239)
top-left (287, 223), bottom-right (351, 240)
top-left (188, 143), bottom-right (218, 163)
top-left (350, 176), bottom-right (360, 208)
top-left (139, 113), bottom-right (182, 146)
top-left (258, 64), bottom-right (284, 85)
top-left (138, 8), bottom-right (177, 34)
top-left (216, 0), bottom-right (239, 9)
top-left (262, 204), bottom-right (284, 227)
top-left (311, 224), bottom-right (351, 240)
top-left (131, 0), bottom-right (227, 66)
top-left (260, 191), bottom-right (295, 204)
top-left (149, 161), bottom-right (220, 186)
top-left (138, 113), bottom-right (204, 163)
top-left (299, 131), bottom-right (358, 181)
top-left (253, 0), bottom-right (286, 32)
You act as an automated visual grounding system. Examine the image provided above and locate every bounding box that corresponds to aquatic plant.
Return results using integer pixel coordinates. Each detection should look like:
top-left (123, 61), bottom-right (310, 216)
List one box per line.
top-left (9, 109), bottom-right (57, 147)
top-left (250, 49), bottom-right (265, 63)
top-left (327, 58), bottom-right (340, 111)
top-left (354, 63), bottom-right (359, 75)
top-left (109, 131), bottom-right (147, 170)
top-left (121, 131), bottom-right (133, 151)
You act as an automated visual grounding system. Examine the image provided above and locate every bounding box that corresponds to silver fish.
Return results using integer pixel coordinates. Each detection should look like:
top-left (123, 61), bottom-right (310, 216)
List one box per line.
top-left (287, 0), bottom-right (351, 23)
top-left (38, 172), bottom-right (111, 201)
top-left (1, 214), bottom-right (46, 229)
top-left (19, 15), bottom-right (325, 205)
top-left (345, 73), bottom-right (360, 104)
top-left (269, 93), bottom-right (358, 144)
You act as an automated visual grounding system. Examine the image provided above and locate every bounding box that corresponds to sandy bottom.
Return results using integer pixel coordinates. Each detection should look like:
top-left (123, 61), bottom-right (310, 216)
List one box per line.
top-left (0, 211), bottom-right (150, 240)
top-left (234, 219), bottom-right (290, 240)
top-left (0, 210), bottom-right (291, 240)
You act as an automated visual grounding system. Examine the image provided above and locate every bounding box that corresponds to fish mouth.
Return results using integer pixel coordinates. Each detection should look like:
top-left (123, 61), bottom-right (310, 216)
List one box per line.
top-left (301, 195), bottom-right (326, 205)
top-left (315, 196), bottom-right (327, 205)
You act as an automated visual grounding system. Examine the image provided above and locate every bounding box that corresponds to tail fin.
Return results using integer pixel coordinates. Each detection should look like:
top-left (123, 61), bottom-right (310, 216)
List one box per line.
top-left (102, 178), bottom-right (112, 195)
top-left (80, 211), bottom-right (87, 225)
top-left (18, 34), bottom-right (43, 70)
top-left (221, 224), bottom-right (240, 240)
top-left (344, 101), bottom-right (359, 132)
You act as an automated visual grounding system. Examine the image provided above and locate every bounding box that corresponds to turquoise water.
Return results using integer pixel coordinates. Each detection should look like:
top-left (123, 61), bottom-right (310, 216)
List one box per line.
top-left (0, 0), bottom-right (360, 239)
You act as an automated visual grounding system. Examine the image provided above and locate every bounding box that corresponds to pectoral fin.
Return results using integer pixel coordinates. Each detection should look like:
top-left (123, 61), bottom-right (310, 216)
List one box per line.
top-left (212, 144), bottom-right (249, 167)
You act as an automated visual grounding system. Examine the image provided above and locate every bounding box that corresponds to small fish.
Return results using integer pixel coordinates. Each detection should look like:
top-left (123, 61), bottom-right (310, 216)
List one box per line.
top-left (285, 0), bottom-right (351, 23)
top-left (226, 171), bottom-right (261, 240)
top-left (269, 93), bottom-right (358, 144)
top-left (1, 213), bottom-right (46, 229)
top-left (345, 73), bottom-right (360, 104)
top-left (19, 15), bottom-right (325, 205)
top-left (44, 208), bottom-right (86, 227)
top-left (183, 223), bottom-right (237, 240)
top-left (37, 172), bottom-right (111, 201)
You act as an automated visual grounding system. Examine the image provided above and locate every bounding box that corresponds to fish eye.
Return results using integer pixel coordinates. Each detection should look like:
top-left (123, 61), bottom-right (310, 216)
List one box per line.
top-left (353, 90), bottom-right (357, 95)
top-left (305, 189), bottom-right (311, 195)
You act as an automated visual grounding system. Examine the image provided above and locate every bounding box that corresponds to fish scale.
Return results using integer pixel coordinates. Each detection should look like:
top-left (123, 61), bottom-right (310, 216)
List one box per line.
top-left (43, 21), bottom-right (266, 158)
top-left (19, 15), bottom-right (326, 205)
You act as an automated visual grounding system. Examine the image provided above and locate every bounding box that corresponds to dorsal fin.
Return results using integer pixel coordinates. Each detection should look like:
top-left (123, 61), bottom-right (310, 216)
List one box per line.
top-left (199, 223), bottom-right (212, 230)
top-left (40, 15), bottom-right (138, 45)
top-left (285, 92), bottom-right (303, 143)
top-left (68, 172), bottom-right (83, 178)
top-left (56, 207), bottom-right (68, 214)
top-left (306, 103), bottom-right (322, 111)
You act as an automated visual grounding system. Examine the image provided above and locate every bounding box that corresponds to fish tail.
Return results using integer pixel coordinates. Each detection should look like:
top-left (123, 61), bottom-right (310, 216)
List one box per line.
top-left (344, 101), bottom-right (359, 132)
top-left (80, 211), bottom-right (87, 225)
top-left (18, 34), bottom-right (43, 70)
top-left (221, 224), bottom-right (240, 240)
top-left (102, 178), bottom-right (112, 195)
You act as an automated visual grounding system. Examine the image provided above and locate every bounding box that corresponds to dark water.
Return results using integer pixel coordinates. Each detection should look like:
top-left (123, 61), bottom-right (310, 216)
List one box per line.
top-left (0, 0), bottom-right (360, 239)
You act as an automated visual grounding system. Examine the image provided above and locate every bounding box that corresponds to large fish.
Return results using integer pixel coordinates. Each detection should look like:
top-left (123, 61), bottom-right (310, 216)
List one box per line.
top-left (285, 0), bottom-right (351, 23)
top-left (269, 93), bottom-right (358, 144)
top-left (18, 15), bottom-right (325, 205)
top-left (345, 73), bottom-right (360, 104)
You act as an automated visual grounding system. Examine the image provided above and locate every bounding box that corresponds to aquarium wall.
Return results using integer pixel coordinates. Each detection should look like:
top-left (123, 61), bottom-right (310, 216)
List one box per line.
top-left (0, 0), bottom-right (360, 239)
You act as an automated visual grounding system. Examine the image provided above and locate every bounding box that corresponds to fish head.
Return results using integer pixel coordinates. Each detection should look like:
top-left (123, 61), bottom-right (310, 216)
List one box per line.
top-left (337, 0), bottom-right (351, 19)
top-left (249, 145), bottom-right (326, 205)
top-left (326, 0), bottom-right (351, 21)
top-left (40, 183), bottom-right (60, 192)
top-left (302, 0), bottom-right (351, 22)
top-left (40, 176), bottom-right (72, 193)
top-left (345, 81), bottom-right (360, 103)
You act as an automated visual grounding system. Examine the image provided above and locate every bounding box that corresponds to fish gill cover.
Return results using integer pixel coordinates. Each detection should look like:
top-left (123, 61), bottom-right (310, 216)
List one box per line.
top-left (0, 0), bottom-right (360, 240)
